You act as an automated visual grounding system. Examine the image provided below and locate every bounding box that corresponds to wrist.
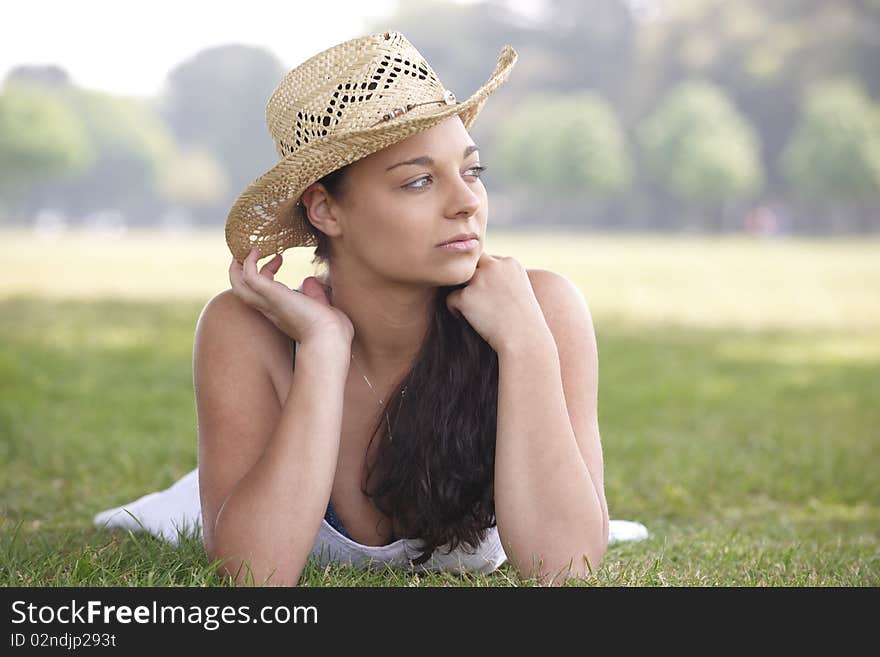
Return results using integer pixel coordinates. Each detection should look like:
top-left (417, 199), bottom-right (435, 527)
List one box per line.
top-left (298, 333), bottom-right (352, 365)
top-left (495, 321), bottom-right (555, 359)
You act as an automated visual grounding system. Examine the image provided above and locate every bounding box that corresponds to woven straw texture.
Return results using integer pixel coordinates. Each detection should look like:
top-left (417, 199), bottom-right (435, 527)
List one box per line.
top-left (224, 30), bottom-right (517, 261)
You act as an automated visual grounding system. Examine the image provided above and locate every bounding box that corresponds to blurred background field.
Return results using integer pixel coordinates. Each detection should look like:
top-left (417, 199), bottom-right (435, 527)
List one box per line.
top-left (2, 0), bottom-right (878, 585)
top-left (2, 226), bottom-right (879, 331)
top-left (1, 227), bottom-right (877, 585)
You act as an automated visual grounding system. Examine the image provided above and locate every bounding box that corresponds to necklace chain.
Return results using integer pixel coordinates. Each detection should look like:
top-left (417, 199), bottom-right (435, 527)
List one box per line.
top-left (350, 352), bottom-right (384, 404)
top-left (350, 351), bottom-right (407, 442)
top-left (327, 283), bottom-right (407, 441)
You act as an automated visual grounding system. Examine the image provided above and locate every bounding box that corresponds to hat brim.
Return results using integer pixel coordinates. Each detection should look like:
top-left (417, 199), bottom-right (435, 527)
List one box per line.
top-left (225, 44), bottom-right (517, 262)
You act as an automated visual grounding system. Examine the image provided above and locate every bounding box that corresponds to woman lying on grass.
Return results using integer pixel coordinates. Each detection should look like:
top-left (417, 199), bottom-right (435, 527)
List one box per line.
top-left (194, 31), bottom-right (609, 586)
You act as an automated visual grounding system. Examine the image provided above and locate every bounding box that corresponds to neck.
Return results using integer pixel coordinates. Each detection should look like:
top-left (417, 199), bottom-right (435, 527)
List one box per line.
top-left (322, 262), bottom-right (434, 387)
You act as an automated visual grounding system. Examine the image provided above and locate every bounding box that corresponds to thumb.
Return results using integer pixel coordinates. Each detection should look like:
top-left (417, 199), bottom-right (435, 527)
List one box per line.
top-left (300, 276), bottom-right (330, 305)
top-left (259, 253), bottom-right (283, 278)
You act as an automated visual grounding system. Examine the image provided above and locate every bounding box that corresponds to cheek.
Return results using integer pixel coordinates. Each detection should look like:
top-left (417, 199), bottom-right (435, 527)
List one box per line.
top-left (354, 207), bottom-right (424, 259)
top-left (349, 195), bottom-right (398, 237)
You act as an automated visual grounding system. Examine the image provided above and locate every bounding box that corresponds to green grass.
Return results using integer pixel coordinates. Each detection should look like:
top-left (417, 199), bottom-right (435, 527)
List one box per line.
top-left (1, 228), bottom-right (878, 586)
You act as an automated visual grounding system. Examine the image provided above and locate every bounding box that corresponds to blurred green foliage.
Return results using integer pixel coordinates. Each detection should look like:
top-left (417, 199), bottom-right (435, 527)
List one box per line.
top-left (2, 0), bottom-right (879, 232)
top-left (782, 77), bottom-right (880, 201)
top-left (637, 79), bottom-right (764, 202)
top-left (0, 84), bottom-right (93, 199)
top-left (494, 92), bottom-right (632, 197)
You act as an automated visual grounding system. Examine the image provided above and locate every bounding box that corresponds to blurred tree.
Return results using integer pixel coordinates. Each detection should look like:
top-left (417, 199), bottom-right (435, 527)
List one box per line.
top-left (3, 64), bottom-right (72, 89)
top-left (156, 147), bottom-right (229, 209)
top-left (158, 45), bottom-right (285, 213)
top-left (637, 79), bottom-right (764, 230)
top-left (494, 91), bottom-right (632, 198)
top-left (4, 0), bottom-right (877, 232)
top-left (15, 87), bottom-right (177, 223)
top-left (781, 77), bottom-right (880, 232)
top-left (633, 0), bottom-right (880, 198)
top-left (0, 83), bottom-right (93, 213)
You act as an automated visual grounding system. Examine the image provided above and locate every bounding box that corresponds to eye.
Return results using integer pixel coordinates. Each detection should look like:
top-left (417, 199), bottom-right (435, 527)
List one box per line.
top-left (404, 165), bottom-right (487, 190)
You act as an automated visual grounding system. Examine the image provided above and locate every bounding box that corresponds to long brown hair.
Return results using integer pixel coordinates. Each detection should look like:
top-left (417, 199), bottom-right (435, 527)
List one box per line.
top-left (304, 165), bottom-right (499, 565)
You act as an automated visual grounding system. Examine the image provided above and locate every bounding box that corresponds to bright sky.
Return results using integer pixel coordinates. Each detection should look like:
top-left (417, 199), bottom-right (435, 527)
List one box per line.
top-left (0, 0), bottom-right (546, 98)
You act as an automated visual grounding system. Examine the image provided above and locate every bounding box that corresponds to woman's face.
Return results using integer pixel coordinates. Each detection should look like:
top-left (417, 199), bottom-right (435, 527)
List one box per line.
top-left (326, 115), bottom-right (487, 287)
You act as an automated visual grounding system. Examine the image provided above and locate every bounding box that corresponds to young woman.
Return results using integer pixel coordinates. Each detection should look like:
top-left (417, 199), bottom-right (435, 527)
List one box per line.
top-left (95, 31), bottom-right (646, 587)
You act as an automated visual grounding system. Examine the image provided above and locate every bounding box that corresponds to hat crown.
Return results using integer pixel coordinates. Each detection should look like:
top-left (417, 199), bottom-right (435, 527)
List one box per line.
top-left (266, 31), bottom-right (454, 159)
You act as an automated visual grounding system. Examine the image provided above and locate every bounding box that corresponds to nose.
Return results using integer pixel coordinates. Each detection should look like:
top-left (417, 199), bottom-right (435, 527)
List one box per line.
top-left (445, 174), bottom-right (481, 219)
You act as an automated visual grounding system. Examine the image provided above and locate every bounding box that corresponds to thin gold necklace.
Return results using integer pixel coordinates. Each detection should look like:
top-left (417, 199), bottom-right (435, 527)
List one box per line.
top-left (350, 351), bottom-right (407, 442)
top-left (326, 281), bottom-right (407, 441)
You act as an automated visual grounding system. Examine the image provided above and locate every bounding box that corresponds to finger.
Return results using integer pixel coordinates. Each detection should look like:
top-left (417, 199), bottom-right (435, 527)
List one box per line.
top-left (229, 253), bottom-right (253, 292)
top-left (229, 254), bottom-right (246, 287)
top-left (301, 276), bottom-right (330, 304)
top-left (231, 249), bottom-right (273, 312)
top-left (259, 253), bottom-right (283, 278)
top-left (241, 246), bottom-right (262, 286)
top-left (229, 251), bottom-right (246, 270)
top-left (237, 251), bottom-right (267, 302)
top-left (229, 267), bottom-right (263, 309)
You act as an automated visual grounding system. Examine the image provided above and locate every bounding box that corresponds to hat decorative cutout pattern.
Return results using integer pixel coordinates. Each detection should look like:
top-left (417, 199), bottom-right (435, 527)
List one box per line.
top-left (224, 30), bottom-right (517, 261)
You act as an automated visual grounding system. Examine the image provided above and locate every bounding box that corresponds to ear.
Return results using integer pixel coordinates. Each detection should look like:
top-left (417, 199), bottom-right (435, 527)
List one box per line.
top-left (301, 184), bottom-right (343, 238)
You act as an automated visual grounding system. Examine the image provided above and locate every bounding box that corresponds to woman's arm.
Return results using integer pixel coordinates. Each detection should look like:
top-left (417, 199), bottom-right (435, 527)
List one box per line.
top-left (195, 291), bottom-right (351, 586)
top-left (493, 271), bottom-right (609, 586)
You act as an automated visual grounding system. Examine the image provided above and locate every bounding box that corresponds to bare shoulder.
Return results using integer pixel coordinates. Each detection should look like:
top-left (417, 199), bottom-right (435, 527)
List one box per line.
top-left (194, 289), bottom-right (294, 399)
top-left (525, 268), bottom-right (592, 327)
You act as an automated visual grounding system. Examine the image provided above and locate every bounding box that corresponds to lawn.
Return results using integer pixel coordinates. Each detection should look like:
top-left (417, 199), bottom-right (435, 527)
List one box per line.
top-left (1, 227), bottom-right (877, 586)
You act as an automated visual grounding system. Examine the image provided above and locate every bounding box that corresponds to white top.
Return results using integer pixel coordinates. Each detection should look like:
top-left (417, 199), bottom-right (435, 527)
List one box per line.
top-left (91, 466), bottom-right (508, 574)
top-left (310, 515), bottom-right (508, 574)
top-left (92, 465), bottom-right (647, 571)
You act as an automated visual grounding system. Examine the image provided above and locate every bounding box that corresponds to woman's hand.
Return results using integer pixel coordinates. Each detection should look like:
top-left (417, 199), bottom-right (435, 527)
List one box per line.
top-left (445, 252), bottom-right (548, 353)
top-left (229, 247), bottom-right (354, 345)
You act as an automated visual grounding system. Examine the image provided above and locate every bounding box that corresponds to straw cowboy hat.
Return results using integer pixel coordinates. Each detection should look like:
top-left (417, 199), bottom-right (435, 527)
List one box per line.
top-left (224, 30), bottom-right (517, 262)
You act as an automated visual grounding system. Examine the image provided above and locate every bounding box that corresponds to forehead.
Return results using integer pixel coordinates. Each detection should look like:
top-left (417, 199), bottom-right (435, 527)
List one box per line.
top-left (365, 116), bottom-right (471, 167)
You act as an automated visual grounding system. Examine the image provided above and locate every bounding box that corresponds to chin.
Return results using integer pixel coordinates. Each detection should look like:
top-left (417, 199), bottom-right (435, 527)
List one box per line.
top-left (444, 263), bottom-right (479, 286)
top-left (427, 247), bottom-right (480, 283)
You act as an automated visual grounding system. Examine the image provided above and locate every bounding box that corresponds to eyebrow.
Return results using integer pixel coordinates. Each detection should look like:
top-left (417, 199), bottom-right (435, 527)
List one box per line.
top-left (385, 144), bottom-right (480, 172)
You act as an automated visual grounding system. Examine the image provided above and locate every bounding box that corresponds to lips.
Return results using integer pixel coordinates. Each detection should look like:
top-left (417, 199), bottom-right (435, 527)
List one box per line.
top-left (438, 232), bottom-right (479, 246)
